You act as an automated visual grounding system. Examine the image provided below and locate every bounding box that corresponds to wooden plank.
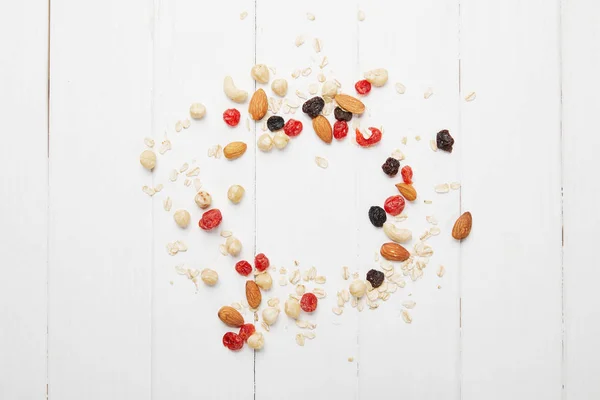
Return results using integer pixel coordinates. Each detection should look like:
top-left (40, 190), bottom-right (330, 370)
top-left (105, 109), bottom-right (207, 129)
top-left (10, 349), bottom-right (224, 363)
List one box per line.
top-left (356, 2), bottom-right (461, 399)
top-left (0, 0), bottom-right (48, 398)
top-left (460, 1), bottom-right (563, 398)
top-left (562, 0), bottom-right (600, 398)
top-left (150, 1), bottom-right (255, 399)
top-left (254, 1), bottom-right (360, 398)
top-left (47, 0), bottom-right (153, 398)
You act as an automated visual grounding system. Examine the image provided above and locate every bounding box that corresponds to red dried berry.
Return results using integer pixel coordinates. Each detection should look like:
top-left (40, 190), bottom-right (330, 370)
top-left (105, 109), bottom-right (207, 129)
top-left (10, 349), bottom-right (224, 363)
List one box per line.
top-left (222, 332), bottom-right (244, 351)
top-left (238, 324), bottom-right (255, 341)
top-left (355, 79), bottom-right (372, 95)
top-left (401, 165), bottom-right (413, 184)
top-left (333, 120), bottom-right (349, 140)
top-left (235, 260), bottom-right (253, 276)
top-left (254, 253), bottom-right (270, 272)
top-left (300, 293), bottom-right (318, 313)
top-left (198, 209), bottom-right (222, 231)
top-left (356, 127), bottom-right (382, 147)
top-left (283, 119), bottom-right (303, 137)
top-left (223, 108), bottom-right (241, 127)
top-left (384, 195), bottom-right (405, 216)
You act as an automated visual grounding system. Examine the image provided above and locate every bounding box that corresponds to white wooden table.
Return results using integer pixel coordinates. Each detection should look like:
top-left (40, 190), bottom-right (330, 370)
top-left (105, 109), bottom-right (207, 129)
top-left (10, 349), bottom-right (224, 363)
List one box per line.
top-left (1, 0), bottom-right (598, 399)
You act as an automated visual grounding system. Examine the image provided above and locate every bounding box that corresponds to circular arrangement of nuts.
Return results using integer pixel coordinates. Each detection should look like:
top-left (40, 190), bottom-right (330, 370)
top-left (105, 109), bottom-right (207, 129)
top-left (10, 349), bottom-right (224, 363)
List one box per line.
top-left (140, 11), bottom-right (473, 353)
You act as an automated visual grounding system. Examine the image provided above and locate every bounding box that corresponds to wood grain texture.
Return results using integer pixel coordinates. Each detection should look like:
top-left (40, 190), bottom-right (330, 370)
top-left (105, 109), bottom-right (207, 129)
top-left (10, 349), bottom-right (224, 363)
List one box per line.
top-left (48, 0), bottom-right (153, 398)
top-left (562, 0), bottom-right (600, 398)
top-left (0, 0), bottom-right (48, 398)
top-left (460, 1), bottom-right (563, 399)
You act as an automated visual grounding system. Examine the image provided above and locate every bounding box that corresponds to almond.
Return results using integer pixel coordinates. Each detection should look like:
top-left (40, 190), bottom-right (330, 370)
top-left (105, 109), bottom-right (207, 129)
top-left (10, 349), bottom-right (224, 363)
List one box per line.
top-left (248, 88), bottom-right (268, 120)
top-left (218, 306), bottom-right (244, 327)
top-left (246, 280), bottom-right (262, 309)
top-left (452, 211), bottom-right (472, 240)
top-left (312, 115), bottom-right (332, 143)
top-left (395, 183), bottom-right (417, 201)
top-left (380, 242), bottom-right (410, 261)
top-left (223, 141), bottom-right (247, 160)
top-left (334, 94), bottom-right (365, 114)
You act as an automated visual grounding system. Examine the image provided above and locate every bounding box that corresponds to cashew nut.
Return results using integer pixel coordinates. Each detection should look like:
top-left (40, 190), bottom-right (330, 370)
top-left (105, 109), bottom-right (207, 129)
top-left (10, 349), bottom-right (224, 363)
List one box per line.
top-left (364, 68), bottom-right (389, 87)
top-left (223, 76), bottom-right (248, 103)
top-left (383, 222), bottom-right (412, 243)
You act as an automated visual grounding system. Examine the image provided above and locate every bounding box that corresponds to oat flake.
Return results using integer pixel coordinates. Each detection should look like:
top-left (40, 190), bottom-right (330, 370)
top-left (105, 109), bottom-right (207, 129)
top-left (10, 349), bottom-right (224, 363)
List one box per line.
top-left (450, 182), bottom-right (461, 190)
top-left (240, 11), bottom-right (248, 20)
top-left (395, 82), bottom-right (406, 94)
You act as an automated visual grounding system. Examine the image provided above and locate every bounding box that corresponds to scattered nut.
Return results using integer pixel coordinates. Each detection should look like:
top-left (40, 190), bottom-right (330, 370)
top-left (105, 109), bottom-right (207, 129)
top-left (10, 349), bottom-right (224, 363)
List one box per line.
top-left (321, 81), bottom-right (338, 101)
top-left (194, 191), bottom-right (212, 209)
top-left (364, 68), bottom-right (388, 87)
top-left (383, 222), bottom-right (412, 243)
top-left (247, 332), bottom-right (264, 350)
top-left (223, 76), bottom-right (248, 103)
top-left (140, 150), bottom-right (156, 170)
top-left (257, 133), bottom-right (274, 152)
top-left (284, 298), bottom-right (301, 319)
top-left (225, 236), bottom-right (242, 256)
top-left (262, 307), bottom-right (280, 326)
top-left (349, 280), bottom-right (367, 298)
top-left (173, 209), bottom-right (191, 228)
top-left (251, 64), bottom-right (270, 84)
top-left (271, 78), bottom-right (288, 97)
top-left (190, 103), bottom-right (206, 119)
top-left (273, 131), bottom-right (290, 150)
top-left (201, 269), bottom-right (218, 286)
top-left (227, 185), bottom-right (245, 204)
top-left (256, 272), bottom-right (273, 290)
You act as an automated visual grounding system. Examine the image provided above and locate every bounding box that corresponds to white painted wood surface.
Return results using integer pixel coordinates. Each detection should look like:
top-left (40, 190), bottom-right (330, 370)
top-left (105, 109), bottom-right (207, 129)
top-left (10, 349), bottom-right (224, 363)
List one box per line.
top-left (2, 0), bottom-right (600, 399)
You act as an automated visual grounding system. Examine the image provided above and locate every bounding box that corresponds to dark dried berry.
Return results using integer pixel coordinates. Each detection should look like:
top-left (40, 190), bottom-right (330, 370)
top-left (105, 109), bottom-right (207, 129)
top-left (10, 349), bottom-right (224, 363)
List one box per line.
top-left (366, 269), bottom-right (385, 288)
top-left (302, 96), bottom-right (325, 119)
top-left (368, 206), bottom-right (386, 227)
top-left (334, 106), bottom-right (352, 122)
top-left (436, 129), bottom-right (454, 152)
top-left (381, 157), bottom-right (400, 177)
top-left (267, 116), bottom-right (285, 132)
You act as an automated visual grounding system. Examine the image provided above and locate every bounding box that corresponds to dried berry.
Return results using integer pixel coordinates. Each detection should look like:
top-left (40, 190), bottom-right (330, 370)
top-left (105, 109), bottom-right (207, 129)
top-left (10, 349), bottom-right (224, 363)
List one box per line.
top-left (368, 206), bottom-right (386, 227)
top-left (384, 195), bottom-right (405, 216)
top-left (300, 293), bottom-right (318, 313)
top-left (235, 260), bottom-right (253, 276)
top-left (255, 253), bottom-right (270, 272)
top-left (333, 120), bottom-right (348, 140)
top-left (355, 79), bottom-right (372, 95)
top-left (381, 157), bottom-right (400, 177)
top-left (401, 165), bottom-right (413, 184)
top-left (222, 332), bottom-right (244, 351)
top-left (334, 106), bottom-right (352, 122)
top-left (223, 108), bottom-right (241, 127)
top-left (283, 119), bottom-right (303, 137)
top-left (238, 323), bottom-right (256, 341)
top-left (436, 129), bottom-right (454, 152)
top-left (267, 116), bottom-right (285, 132)
top-left (366, 269), bottom-right (385, 288)
top-left (198, 209), bottom-right (222, 231)
top-left (302, 96), bottom-right (325, 118)
top-left (356, 127), bottom-right (382, 147)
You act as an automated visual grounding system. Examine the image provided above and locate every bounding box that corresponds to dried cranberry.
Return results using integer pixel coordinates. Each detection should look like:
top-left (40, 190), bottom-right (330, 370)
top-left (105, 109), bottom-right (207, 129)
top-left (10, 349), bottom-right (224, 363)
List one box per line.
top-left (333, 120), bottom-right (348, 140)
top-left (300, 293), bottom-right (318, 312)
top-left (255, 253), bottom-right (270, 272)
top-left (356, 127), bottom-right (382, 147)
top-left (235, 260), bottom-right (253, 276)
top-left (238, 323), bottom-right (255, 341)
top-left (436, 129), bottom-right (454, 152)
top-left (267, 116), bottom-right (285, 132)
top-left (366, 269), bottom-right (385, 288)
top-left (355, 80), bottom-right (372, 95)
top-left (302, 97), bottom-right (325, 118)
top-left (368, 206), bottom-right (386, 227)
top-left (384, 195), bottom-right (405, 216)
top-left (283, 119), bottom-right (303, 137)
top-left (223, 109), bottom-right (241, 127)
top-left (222, 332), bottom-right (244, 351)
top-left (401, 165), bottom-right (413, 184)
top-left (198, 209), bottom-right (222, 231)
top-left (334, 106), bottom-right (352, 122)
top-left (381, 157), bottom-right (400, 177)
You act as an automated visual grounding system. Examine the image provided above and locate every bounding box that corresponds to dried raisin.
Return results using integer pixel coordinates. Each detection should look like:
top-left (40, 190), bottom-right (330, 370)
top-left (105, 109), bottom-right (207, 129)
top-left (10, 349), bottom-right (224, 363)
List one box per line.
top-left (384, 195), bottom-right (405, 216)
top-left (235, 260), bottom-right (253, 276)
top-left (267, 116), bottom-right (285, 132)
top-left (223, 109), bottom-right (241, 127)
top-left (436, 129), bottom-right (454, 152)
top-left (283, 119), bottom-right (303, 137)
top-left (381, 157), bottom-right (400, 177)
top-left (333, 120), bottom-right (348, 140)
top-left (368, 206), bottom-right (386, 227)
top-left (302, 96), bottom-right (325, 119)
top-left (198, 209), bottom-right (222, 231)
top-left (255, 253), bottom-right (270, 272)
top-left (355, 79), bottom-right (372, 95)
top-left (401, 165), bottom-right (413, 184)
top-left (222, 332), bottom-right (244, 351)
top-left (238, 323), bottom-right (255, 341)
top-left (334, 106), bottom-right (352, 122)
top-left (366, 269), bottom-right (385, 288)
top-left (356, 127), bottom-right (382, 147)
top-left (300, 293), bottom-right (318, 313)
